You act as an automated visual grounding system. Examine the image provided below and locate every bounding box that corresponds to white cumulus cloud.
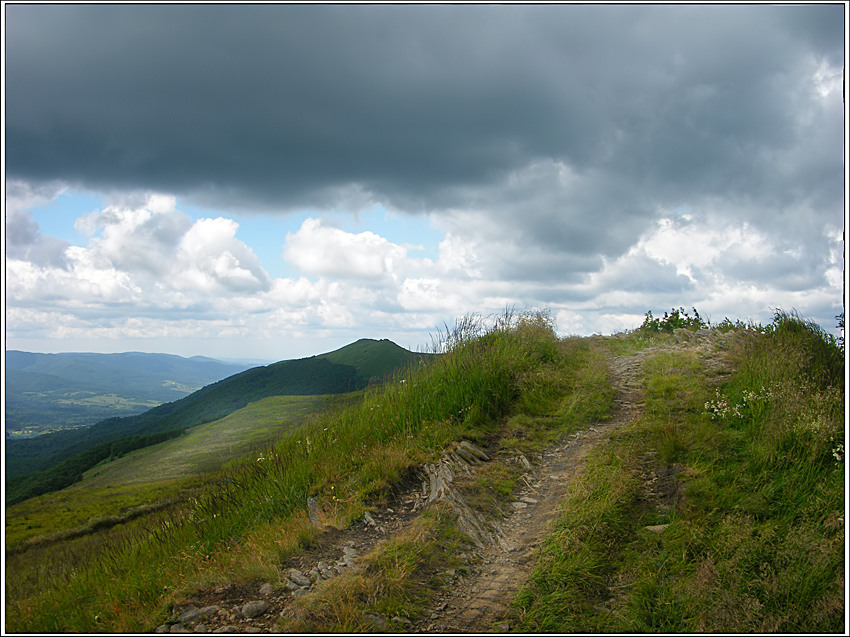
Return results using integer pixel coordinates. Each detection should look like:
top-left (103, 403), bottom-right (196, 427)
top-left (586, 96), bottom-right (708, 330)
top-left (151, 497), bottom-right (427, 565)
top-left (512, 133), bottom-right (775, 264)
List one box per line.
top-left (6, 194), bottom-right (272, 313)
top-left (282, 217), bottom-right (410, 281)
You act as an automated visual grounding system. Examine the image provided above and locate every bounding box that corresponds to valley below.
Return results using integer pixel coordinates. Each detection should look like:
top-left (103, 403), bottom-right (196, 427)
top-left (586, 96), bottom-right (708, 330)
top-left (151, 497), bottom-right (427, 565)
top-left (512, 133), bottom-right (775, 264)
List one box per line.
top-left (4, 350), bottom-right (252, 439)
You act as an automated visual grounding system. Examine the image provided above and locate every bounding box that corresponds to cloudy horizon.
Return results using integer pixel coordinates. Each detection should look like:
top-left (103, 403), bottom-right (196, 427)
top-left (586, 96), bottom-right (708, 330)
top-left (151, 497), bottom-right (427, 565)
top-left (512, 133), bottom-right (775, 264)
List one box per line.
top-left (4, 4), bottom-right (846, 362)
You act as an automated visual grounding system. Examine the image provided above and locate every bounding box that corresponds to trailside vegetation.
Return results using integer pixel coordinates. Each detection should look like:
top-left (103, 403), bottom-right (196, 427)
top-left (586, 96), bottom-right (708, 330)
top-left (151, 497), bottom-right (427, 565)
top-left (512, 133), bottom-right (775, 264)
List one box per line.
top-left (512, 309), bottom-right (844, 633)
top-left (638, 306), bottom-right (707, 333)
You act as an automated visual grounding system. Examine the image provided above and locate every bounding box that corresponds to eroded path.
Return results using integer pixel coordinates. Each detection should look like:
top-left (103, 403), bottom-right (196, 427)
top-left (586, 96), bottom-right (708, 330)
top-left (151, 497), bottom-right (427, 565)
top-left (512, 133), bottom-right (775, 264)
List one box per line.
top-left (417, 331), bottom-right (738, 633)
top-left (163, 333), bottom-right (736, 634)
top-left (416, 343), bottom-right (654, 633)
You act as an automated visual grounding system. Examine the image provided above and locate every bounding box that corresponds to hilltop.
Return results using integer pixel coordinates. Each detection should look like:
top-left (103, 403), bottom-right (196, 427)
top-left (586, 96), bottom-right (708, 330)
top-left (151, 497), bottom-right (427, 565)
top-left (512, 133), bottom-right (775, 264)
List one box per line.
top-left (4, 310), bottom-right (844, 634)
top-left (5, 338), bottom-right (432, 505)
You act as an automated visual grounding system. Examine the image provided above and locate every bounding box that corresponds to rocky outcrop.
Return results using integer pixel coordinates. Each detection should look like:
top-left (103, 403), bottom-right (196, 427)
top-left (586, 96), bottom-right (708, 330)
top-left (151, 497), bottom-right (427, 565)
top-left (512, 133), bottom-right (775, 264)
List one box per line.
top-left (420, 441), bottom-right (499, 548)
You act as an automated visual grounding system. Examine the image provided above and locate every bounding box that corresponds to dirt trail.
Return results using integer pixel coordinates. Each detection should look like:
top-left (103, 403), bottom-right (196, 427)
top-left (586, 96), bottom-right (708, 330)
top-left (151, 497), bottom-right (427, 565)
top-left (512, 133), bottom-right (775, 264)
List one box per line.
top-left (416, 331), bottom-right (738, 633)
top-left (415, 344), bottom-right (653, 633)
top-left (166, 332), bottom-right (737, 634)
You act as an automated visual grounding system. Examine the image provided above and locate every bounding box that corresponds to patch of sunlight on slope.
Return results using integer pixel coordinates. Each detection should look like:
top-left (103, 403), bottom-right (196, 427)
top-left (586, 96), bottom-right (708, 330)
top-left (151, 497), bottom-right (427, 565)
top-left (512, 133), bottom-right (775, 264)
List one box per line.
top-left (78, 394), bottom-right (350, 487)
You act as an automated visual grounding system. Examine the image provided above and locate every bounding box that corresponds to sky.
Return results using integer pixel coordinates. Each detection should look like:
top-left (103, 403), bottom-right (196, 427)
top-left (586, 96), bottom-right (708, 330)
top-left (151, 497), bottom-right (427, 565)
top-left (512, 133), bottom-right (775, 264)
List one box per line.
top-left (3, 3), bottom-right (847, 362)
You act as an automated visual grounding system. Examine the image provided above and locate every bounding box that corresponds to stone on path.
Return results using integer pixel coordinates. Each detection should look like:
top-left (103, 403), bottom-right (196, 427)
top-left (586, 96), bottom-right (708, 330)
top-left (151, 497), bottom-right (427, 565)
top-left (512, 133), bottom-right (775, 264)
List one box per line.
top-left (241, 600), bottom-right (269, 619)
top-left (259, 582), bottom-right (274, 596)
top-left (179, 605), bottom-right (219, 624)
top-left (342, 546), bottom-right (358, 568)
top-left (365, 613), bottom-right (387, 629)
top-left (288, 569), bottom-right (312, 587)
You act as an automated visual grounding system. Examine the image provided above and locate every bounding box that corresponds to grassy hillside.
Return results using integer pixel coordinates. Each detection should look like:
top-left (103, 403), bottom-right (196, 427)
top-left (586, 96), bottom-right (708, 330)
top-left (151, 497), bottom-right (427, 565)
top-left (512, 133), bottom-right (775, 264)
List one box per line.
top-left (79, 394), bottom-right (359, 489)
top-left (3, 310), bottom-right (844, 634)
top-left (5, 394), bottom-right (352, 550)
top-left (5, 339), bottom-right (429, 501)
top-left (323, 338), bottom-right (428, 381)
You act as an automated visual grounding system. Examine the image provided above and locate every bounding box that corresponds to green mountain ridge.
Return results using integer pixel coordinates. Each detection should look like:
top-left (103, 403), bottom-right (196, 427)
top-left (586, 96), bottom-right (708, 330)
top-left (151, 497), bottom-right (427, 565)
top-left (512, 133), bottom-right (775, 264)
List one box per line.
top-left (5, 339), bottom-right (433, 504)
top-left (5, 350), bottom-right (251, 389)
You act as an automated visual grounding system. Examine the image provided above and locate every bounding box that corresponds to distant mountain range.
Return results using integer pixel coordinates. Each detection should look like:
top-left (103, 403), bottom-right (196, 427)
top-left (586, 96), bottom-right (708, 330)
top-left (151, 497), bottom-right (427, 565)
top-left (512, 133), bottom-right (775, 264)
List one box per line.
top-left (5, 339), bottom-right (433, 504)
top-left (5, 350), bottom-right (252, 437)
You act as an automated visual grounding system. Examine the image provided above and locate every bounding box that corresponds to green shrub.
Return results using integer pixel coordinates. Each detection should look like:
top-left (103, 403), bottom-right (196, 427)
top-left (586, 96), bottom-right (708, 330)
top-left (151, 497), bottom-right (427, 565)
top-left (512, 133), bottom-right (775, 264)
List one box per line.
top-left (639, 307), bottom-right (708, 333)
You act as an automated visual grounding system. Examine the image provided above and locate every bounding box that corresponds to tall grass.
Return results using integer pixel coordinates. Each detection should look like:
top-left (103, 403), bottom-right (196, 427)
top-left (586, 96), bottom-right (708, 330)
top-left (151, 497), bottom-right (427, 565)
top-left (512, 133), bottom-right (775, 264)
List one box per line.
top-left (512, 312), bottom-right (845, 633)
top-left (5, 310), bottom-right (579, 633)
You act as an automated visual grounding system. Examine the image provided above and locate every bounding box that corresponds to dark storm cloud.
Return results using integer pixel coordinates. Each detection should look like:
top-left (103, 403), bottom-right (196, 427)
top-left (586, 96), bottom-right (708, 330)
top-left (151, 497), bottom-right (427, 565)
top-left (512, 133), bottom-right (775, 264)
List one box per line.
top-left (6, 4), bottom-right (553, 206)
top-left (5, 3), bottom-right (843, 217)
